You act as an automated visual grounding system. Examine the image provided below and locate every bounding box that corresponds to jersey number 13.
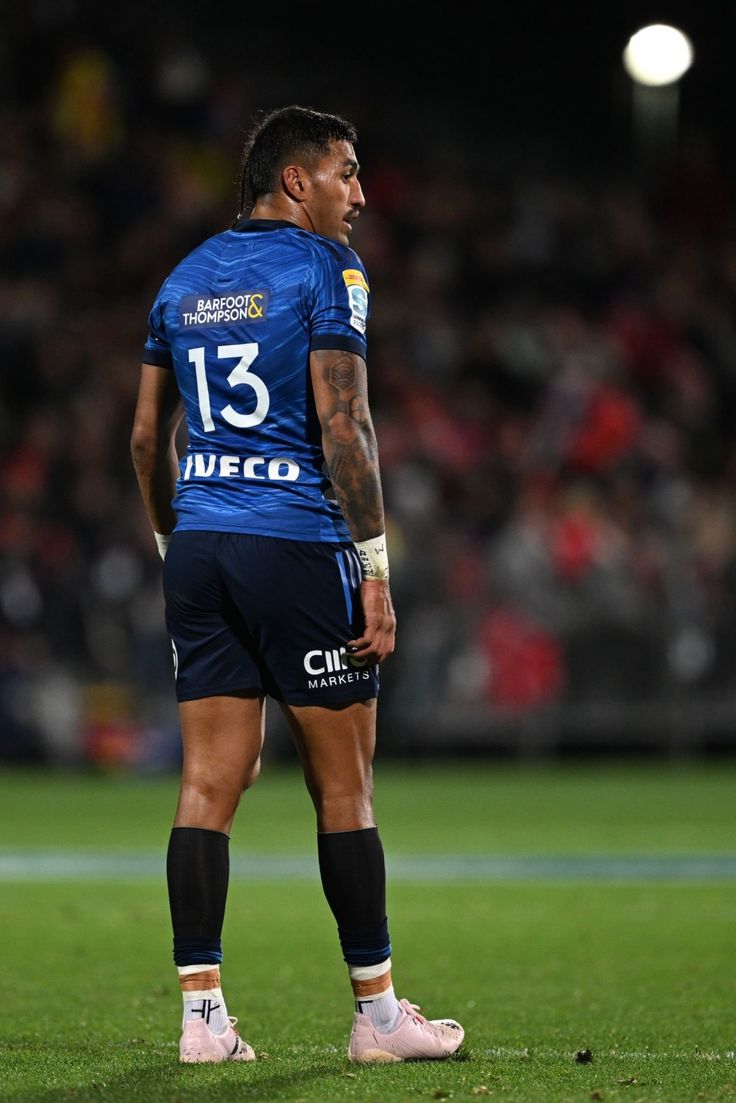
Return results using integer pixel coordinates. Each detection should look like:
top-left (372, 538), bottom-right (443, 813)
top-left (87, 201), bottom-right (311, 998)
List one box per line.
top-left (189, 343), bottom-right (269, 432)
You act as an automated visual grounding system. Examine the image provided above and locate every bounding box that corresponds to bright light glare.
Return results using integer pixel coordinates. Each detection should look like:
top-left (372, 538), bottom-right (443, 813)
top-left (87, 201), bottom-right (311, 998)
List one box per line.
top-left (623, 24), bottom-right (694, 86)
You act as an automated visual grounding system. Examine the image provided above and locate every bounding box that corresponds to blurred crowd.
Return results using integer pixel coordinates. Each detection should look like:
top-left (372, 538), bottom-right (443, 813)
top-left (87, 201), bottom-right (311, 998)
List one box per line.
top-left (3, 25), bottom-right (736, 765)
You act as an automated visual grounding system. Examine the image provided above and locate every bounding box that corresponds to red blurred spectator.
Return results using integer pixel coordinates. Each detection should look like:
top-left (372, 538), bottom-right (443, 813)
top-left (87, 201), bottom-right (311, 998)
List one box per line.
top-left (478, 605), bottom-right (565, 713)
top-left (566, 382), bottom-right (642, 473)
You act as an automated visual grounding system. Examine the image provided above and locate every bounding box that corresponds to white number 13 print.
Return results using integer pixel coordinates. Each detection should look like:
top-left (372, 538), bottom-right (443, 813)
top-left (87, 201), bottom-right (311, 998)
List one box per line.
top-left (189, 343), bottom-right (270, 432)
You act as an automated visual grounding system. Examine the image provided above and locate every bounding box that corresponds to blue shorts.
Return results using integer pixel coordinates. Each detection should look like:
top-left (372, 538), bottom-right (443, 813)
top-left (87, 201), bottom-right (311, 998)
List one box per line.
top-left (163, 531), bottom-right (379, 705)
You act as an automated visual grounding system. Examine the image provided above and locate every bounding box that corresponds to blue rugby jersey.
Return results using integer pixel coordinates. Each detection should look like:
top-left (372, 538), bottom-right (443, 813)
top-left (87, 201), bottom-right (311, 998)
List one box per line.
top-left (142, 219), bottom-right (371, 541)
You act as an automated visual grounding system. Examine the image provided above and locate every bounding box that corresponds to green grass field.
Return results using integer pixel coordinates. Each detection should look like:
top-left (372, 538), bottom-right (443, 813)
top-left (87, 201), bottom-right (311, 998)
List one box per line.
top-left (1, 758), bottom-right (735, 1102)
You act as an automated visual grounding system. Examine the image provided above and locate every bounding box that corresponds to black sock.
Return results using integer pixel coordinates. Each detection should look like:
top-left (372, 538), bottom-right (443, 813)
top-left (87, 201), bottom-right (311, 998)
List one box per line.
top-left (167, 827), bottom-right (229, 966)
top-left (317, 827), bottom-right (391, 966)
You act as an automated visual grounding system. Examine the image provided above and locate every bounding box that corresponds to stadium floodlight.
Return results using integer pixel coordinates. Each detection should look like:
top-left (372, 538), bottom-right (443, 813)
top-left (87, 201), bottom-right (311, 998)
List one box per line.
top-left (623, 23), bottom-right (694, 87)
top-left (622, 23), bottom-right (694, 175)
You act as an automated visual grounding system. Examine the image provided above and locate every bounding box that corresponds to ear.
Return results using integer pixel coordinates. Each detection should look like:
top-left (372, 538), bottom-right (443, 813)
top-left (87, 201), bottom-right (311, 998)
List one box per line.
top-left (282, 164), bottom-right (309, 203)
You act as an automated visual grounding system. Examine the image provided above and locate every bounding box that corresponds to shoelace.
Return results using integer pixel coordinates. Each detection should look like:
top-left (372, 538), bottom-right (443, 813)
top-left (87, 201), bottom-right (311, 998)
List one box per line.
top-left (398, 999), bottom-right (429, 1028)
top-left (226, 1017), bottom-right (245, 1057)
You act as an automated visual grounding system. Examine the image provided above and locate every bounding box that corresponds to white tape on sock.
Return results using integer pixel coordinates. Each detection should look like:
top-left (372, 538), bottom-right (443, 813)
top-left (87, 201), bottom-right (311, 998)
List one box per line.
top-left (348, 957), bottom-right (392, 981)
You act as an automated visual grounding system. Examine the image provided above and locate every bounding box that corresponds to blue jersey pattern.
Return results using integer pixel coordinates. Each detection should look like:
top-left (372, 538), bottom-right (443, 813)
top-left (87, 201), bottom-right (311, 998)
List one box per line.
top-left (142, 220), bottom-right (370, 542)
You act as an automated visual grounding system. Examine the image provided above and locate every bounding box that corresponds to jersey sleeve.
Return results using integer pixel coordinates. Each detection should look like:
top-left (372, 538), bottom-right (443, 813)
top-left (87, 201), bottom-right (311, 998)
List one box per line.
top-left (307, 247), bottom-right (370, 359)
top-left (142, 288), bottom-right (173, 369)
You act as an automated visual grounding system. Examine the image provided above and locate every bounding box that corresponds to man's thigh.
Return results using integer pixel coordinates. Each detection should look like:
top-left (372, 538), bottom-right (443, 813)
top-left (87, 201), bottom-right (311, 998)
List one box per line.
top-left (280, 698), bottom-right (378, 830)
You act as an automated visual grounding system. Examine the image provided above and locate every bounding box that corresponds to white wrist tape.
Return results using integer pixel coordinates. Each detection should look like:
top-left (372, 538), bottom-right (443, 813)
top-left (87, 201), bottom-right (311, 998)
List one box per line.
top-left (354, 533), bottom-right (390, 581)
top-left (154, 532), bottom-right (171, 561)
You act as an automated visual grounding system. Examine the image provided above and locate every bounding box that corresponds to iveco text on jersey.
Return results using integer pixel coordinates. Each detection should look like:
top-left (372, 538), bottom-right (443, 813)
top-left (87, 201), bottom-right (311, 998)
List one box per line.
top-left (182, 454), bottom-right (300, 481)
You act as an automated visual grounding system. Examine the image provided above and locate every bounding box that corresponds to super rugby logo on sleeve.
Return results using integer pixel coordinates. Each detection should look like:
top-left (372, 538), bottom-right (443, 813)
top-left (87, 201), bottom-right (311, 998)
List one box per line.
top-left (179, 290), bottom-right (270, 327)
top-left (342, 269), bottom-right (369, 334)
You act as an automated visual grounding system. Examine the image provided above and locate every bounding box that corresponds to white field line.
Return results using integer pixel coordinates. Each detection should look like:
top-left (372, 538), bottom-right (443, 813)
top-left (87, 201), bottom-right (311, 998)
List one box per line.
top-left (1, 852), bottom-right (736, 882)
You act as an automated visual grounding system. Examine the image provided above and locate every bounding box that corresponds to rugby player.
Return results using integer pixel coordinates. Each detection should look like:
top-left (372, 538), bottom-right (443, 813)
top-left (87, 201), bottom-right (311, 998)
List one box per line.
top-left (130, 105), bottom-right (464, 1064)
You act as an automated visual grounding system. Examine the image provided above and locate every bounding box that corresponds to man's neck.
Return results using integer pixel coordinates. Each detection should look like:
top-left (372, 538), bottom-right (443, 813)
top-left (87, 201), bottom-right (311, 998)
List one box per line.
top-left (250, 197), bottom-right (307, 230)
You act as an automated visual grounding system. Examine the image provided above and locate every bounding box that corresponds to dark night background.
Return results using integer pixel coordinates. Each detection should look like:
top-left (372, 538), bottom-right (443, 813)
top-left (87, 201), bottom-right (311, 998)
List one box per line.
top-left (5, 1), bottom-right (732, 159)
top-left (2, 1), bottom-right (736, 766)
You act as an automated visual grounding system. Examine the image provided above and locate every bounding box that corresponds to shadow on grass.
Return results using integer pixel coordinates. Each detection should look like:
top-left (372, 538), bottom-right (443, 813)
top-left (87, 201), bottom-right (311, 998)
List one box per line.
top-left (7, 1040), bottom-right (473, 1103)
top-left (11, 1052), bottom-right (371, 1103)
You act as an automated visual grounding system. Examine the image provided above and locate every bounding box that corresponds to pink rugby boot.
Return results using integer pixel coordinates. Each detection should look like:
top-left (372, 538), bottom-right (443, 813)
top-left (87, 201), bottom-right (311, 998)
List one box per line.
top-left (179, 1016), bottom-right (256, 1063)
top-left (348, 998), bottom-right (464, 1063)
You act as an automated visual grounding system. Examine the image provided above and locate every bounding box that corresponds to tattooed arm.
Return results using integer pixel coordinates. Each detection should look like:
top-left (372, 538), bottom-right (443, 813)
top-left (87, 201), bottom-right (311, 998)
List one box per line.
top-left (310, 348), bottom-right (396, 662)
top-left (310, 349), bottom-right (383, 540)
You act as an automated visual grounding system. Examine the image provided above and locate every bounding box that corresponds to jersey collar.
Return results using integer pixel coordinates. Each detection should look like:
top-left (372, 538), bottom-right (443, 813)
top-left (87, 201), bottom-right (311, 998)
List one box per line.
top-left (232, 218), bottom-right (298, 233)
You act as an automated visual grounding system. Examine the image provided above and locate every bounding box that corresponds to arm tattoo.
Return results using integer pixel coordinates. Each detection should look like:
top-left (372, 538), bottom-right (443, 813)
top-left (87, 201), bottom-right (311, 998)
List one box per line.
top-left (329, 360), bottom-right (357, 396)
top-left (321, 354), bottom-right (384, 542)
